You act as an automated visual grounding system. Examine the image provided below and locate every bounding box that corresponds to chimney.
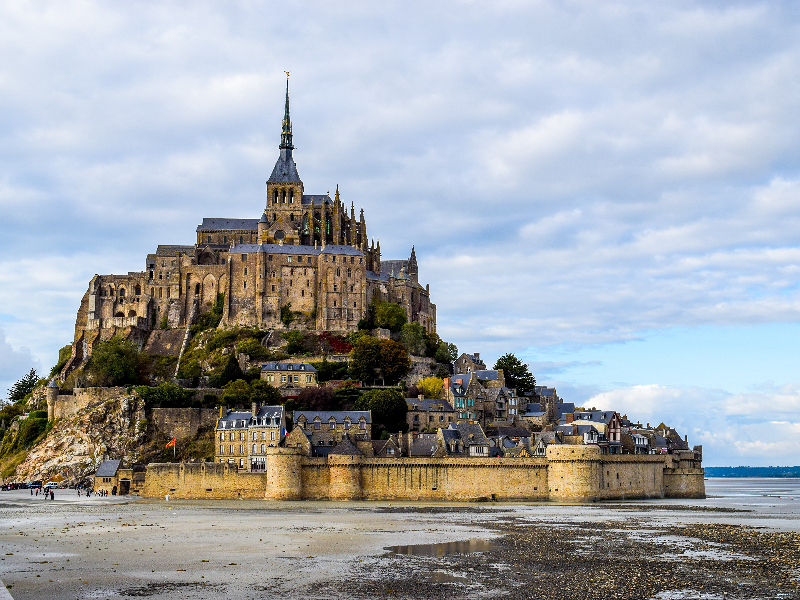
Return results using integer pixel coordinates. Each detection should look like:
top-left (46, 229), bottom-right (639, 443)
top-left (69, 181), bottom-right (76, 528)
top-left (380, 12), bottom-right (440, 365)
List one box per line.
top-left (219, 405), bottom-right (227, 418)
top-left (252, 402), bottom-right (257, 416)
top-left (455, 378), bottom-right (463, 385)
top-left (572, 424), bottom-right (578, 436)
top-left (418, 394), bottom-right (424, 401)
top-left (443, 377), bottom-right (450, 389)
top-left (474, 353), bottom-right (480, 359)
top-left (684, 434), bottom-right (688, 442)
top-left (566, 413), bottom-right (574, 424)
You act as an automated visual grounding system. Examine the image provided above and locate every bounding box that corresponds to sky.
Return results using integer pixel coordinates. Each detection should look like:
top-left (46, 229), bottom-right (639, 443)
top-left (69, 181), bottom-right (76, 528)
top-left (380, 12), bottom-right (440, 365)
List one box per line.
top-left (1, 1), bottom-right (800, 466)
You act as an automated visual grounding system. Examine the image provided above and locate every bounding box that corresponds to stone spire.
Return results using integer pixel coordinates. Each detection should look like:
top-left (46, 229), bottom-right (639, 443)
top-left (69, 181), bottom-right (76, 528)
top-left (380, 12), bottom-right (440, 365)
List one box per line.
top-left (267, 75), bottom-right (301, 184)
top-left (280, 73), bottom-right (293, 150)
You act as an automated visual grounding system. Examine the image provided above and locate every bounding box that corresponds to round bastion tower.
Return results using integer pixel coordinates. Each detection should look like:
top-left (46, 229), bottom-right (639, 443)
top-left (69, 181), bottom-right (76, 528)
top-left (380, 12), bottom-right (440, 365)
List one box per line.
top-left (46, 379), bottom-right (59, 421)
top-left (264, 447), bottom-right (303, 499)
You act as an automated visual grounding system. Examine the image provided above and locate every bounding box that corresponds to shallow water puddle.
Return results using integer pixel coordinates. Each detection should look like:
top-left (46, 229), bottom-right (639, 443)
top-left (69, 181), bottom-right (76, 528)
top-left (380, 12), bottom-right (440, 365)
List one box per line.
top-left (386, 538), bottom-right (494, 557)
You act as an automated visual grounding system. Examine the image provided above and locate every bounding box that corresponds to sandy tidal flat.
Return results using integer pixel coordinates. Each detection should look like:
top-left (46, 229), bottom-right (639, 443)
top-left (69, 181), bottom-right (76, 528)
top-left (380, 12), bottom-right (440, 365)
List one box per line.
top-left (1, 479), bottom-right (799, 599)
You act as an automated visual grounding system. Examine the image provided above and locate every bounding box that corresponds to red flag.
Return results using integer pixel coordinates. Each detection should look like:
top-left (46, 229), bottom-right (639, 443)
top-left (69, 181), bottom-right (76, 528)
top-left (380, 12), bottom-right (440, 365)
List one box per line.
top-left (165, 438), bottom-right (176, 449)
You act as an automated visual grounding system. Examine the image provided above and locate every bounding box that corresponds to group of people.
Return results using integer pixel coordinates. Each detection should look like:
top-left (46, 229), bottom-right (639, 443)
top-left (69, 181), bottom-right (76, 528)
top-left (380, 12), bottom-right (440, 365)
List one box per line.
top-left (31, 487), bottom-right (54, 500)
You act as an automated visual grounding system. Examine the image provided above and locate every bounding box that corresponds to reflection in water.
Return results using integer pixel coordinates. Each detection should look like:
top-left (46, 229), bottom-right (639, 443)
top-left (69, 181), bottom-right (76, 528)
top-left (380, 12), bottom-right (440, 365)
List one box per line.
top-left (386, 538), bottom-right (494, 557)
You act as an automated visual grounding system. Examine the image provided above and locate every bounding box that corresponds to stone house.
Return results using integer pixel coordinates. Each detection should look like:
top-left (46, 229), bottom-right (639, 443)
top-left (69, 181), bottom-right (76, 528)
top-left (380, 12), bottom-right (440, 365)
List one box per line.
top-left (405, 396), bottom-right (456, 432)
top-left (443, 369), bottom-right (507, 425)
top-left (94, 460), bottom-right (133, 495)
top-left (438, 423), bottom-right (490, 457)
top-left (408, 433), bottom-right (439, 457)
top-left (260, 361), bottom-right (318, 391)
top-left (214, 405), bottom-right (286, 470)
top-left (453, 352), bottom-right (486, 375)
top-left (293, 410), bottom-right (372, 449)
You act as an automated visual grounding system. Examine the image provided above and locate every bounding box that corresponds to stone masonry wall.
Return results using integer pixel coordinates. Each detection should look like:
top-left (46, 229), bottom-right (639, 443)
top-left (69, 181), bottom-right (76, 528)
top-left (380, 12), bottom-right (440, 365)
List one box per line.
top-left (150, 408), bottom-right (218, 441)
top-left (52, 387), bottom-right (129, 421)
top-left (140, 451), bottom-right (705, 501)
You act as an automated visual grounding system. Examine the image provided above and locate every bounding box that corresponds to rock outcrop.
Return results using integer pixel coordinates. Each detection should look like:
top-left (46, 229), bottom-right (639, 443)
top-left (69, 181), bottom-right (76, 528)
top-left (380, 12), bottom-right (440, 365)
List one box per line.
top-left (14, 393), bottom-right (146, 483)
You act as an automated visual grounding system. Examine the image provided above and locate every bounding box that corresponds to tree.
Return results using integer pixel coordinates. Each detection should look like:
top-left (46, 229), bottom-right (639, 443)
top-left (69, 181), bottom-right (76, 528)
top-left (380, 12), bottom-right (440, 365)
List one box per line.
top-left (221, 379), bottom-right (252, 406)
top-left (379, 339), bottom-right (411, 385)
top-left (435, 365), bottom-right (450, 379)
top-left (7, 368), bottom-right (38, 402)
top-left (87, 337), bottom-right (141, 386)
top-left (419, 376), bottom-right (444, 399)
top-left (493, 353), bottom-right (536, 396)
top-left (359, 388), bottom-right (408, 434)
top-left (399, 322), bottom-right (427, 356)
top-left (249, 379), bottom-right (283, 405)
top-left (237, 338), bottom-right (268, 361)
top-left (214, 354), bottom-right (244, 388)
top-left (434, 342), bottom-right (458, 365)
top-left (280, 303), bottom-right (294, 327)
top-left (334, 383), bottom-right (362, 410)
top-left (374, 302), bottom-right (406, 332)
top-left (349, 335), bottom-right (381, 383)
top-left (297, 387), bottom-right (336, 411)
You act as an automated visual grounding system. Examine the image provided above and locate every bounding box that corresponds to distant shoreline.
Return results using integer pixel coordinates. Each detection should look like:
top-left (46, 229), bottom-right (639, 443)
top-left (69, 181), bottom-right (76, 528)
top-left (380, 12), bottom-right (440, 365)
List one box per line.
top-left (705, 466), bottom-right (800, 477)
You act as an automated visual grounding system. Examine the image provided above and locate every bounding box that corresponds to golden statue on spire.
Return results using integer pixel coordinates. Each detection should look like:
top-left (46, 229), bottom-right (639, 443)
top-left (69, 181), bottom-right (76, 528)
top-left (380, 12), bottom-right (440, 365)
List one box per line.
top-left (285, 71), bottom-right (290, 79)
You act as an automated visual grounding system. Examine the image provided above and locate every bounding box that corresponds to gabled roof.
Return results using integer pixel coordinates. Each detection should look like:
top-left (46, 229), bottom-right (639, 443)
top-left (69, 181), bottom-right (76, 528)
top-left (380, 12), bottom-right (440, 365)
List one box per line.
top-left (196, 218), bottom-right (260, 232)
top-left (294, 410), bottom-right (371, 424)
top-left (405, 398), bottom-right (454, 412)
top-left (485, 426), bottom-right (531, 438)
top-left (445, 422), bottom-right (489, 446)
top-left (329, 438), bottom-right (363, 456)
top-left (96, 460), bottom-right (121, 477)
top-left (410, 437), bottom-right (438, 457)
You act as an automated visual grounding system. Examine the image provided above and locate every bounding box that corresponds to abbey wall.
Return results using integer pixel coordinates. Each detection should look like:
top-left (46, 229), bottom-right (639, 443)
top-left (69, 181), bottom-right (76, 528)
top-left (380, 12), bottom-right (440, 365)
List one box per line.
top-left (141, 446), bottom-right (704, 502)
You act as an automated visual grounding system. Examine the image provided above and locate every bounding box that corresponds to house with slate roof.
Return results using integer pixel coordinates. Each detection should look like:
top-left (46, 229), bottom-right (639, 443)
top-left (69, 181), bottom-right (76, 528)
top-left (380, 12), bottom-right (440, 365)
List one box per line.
top-left (215, 404), bottom-right (286, 470)
top-left (62, 78), bottom-right (436, 380)
top-left (406, 396), bottom-right (456, 432)
top-left (260, 361), bottom-right (318, 391)
top-left (437, 423), bottom-right (490, 457)
top-left (293, 410), bottom-right (372, 449)
top-left (453, 352), bottom-right (486, 375)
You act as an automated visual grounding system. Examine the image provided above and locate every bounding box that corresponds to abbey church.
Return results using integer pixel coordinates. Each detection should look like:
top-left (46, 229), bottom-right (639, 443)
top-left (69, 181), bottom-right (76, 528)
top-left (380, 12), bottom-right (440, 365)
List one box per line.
top-left (68, 81), bottom-right (436, 357)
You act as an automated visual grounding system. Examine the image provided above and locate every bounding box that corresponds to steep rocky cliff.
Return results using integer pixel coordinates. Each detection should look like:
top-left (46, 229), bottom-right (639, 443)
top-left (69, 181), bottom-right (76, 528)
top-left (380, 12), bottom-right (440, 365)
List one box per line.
top-left (14, 393), bottom-right (147, 484)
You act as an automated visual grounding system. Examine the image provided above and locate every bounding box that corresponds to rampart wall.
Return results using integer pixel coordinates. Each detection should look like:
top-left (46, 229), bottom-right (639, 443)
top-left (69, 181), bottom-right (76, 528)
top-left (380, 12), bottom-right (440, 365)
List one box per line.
top-left (141, 447), bottom-right (704, 502)
top-left (50, 387), bottom-right (129, 421)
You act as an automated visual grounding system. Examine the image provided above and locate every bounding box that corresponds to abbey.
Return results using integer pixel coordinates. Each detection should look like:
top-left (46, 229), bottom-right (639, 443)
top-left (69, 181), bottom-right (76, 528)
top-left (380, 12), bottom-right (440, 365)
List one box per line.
top-left (69, 82), bottom-right (436, 356)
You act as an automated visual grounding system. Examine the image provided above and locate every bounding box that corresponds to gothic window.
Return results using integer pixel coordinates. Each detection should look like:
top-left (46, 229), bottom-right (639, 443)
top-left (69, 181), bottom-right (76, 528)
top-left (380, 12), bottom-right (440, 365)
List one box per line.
top-left (159, 288), bottom-right (163, 298)
top-left (273, 190), bottom-right (278, 205)
top-left (135, 285), bottom-right (141, 295)
top-left (252, 443), bottom-right (256, 453)
top-left (289, 189), bottom-right (294, 203)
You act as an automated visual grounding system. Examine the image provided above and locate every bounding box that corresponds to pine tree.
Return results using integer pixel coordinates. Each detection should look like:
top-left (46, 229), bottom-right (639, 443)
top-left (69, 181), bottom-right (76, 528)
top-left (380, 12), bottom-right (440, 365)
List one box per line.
top-left (493, 354), bottom-right (536, 396)
top-left (7, 368), bottom-right (38, 403)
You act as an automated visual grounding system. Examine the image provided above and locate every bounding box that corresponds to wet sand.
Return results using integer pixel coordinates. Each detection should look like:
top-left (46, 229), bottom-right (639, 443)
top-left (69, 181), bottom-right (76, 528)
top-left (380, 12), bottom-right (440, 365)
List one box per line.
top-left (0, 480), bottom-right (798, 599)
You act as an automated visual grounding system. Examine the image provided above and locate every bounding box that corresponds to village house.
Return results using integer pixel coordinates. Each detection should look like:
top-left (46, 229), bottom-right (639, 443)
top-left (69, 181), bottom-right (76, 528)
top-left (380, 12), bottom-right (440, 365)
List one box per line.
top-left (405, 395), bottom-right (456, 432)
top-left (437, 422), bottom-right (490, 457)
top-left (260, 361), bottom-right (318, 391)
top-left (293, 410), bottom-right (372, 452)
top-left (453, 352), bottom-right (486, 374)
top-left (214, 405), bottom-right (286, 470)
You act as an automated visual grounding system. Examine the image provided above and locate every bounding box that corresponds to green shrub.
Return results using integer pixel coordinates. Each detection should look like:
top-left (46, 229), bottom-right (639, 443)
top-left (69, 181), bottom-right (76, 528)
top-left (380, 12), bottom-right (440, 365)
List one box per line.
top-left (135, 382), bottom-right (195, 408)
top-left (28, 410), bottom-right (48, 420)
top-left (176, 359), bottom-right (202, 380)
top-left (237, 338), bottom-right (269, 360)
top-left (86, 337), bottom-right (141, 386)
top-left (280, 303), bottom-right (294, 327)
top-left (13, 417), bottom-right (48, 451)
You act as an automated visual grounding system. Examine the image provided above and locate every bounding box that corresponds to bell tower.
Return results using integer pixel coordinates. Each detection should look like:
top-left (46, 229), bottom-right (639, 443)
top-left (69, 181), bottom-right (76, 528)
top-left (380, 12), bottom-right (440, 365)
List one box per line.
top-left (264, 73), bottom-right (304, 244)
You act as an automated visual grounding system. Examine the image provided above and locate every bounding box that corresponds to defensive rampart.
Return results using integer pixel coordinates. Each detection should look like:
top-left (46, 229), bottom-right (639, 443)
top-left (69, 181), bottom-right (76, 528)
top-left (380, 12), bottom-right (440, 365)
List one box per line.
top-left (141, 447), bottom-right (704, 502)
